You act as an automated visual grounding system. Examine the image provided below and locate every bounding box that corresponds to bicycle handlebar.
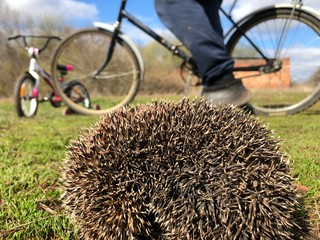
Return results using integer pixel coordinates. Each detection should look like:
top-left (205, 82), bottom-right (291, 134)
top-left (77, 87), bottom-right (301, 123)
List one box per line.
top-left (8, 35), bottom-right (61, 53)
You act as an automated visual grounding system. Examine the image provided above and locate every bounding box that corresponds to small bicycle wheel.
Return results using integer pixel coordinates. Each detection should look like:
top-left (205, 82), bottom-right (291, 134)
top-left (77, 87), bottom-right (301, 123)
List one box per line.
top-left (64, 80), bottom-right (91, 110)
top-left (13, 74), bottom-right (38, 117)
top-left (227, 7), bottom-right (320, 115)
top-left (51, 28), bottom-right (141, 115)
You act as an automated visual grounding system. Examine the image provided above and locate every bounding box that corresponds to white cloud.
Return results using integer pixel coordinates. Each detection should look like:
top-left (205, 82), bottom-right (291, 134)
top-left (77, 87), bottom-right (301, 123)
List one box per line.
top-left (4, 0), bottom-right (98, 22)
top-left (123, 23), bottom-right (176, 46)
top-left (121, 14), bottom-right (176, 45)
top-left (283, 47), bottom-right (320, 82)
top-left (4, 0), bottom-right (319, 45)
top-left (223, 0), bottom-right (320, 20)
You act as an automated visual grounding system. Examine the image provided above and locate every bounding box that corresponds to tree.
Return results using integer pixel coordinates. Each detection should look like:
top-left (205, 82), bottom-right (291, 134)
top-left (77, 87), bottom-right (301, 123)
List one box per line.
top-left (0, 0), bottom-right (74, 98)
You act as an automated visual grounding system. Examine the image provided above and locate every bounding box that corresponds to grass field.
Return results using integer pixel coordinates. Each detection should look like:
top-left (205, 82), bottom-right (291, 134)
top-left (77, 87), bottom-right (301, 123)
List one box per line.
top-left (0, 96), bottom-right (319, 239)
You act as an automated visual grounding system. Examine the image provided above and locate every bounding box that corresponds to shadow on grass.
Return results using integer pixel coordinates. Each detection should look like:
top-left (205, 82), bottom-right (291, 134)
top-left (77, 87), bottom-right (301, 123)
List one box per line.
top-left (293, 187), bottom-right (320, 240)
top-left (303, 110), bottom-right (320, 115)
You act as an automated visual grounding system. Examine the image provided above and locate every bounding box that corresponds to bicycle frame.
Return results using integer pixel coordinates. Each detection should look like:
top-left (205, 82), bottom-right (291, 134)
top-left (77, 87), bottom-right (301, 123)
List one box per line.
top-left (97, 0), bottom-right (297, 77)
top-left (13, 36), bottom-right (63, 101)
top-left (49, 0), bottom-right (320, 116)
top-left (95, 0), bottom-right (194, 76)
top-left (28, 49), bottom-right (55, 94)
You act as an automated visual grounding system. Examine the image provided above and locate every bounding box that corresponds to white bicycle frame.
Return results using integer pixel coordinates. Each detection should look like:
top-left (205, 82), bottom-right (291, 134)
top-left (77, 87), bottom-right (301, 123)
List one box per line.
top-left (26, 46), bottom-right (58, 99)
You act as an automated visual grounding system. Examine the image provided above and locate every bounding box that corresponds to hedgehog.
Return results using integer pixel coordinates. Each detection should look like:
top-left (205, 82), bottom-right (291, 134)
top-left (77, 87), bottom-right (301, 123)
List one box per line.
top-left (61, 98), bottom-right (301, 240)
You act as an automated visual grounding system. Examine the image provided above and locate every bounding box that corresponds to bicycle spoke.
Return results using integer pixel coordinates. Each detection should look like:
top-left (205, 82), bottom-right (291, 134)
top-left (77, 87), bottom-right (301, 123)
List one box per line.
top-left (227, 7), bottom-right (320, 115)
top-left (51, 28), bottom-right (141, 115)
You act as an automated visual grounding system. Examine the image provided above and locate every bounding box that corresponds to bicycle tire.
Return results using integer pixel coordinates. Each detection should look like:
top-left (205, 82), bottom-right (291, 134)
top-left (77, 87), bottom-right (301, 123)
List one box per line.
top-left (64, 80), bottom-right (91, 109)
top-left (227, 7), bottom-right (320, 116)
top-left (51, 28), bottom-right (141, 115)
top-left (13, 73), bottom-right (38, 117)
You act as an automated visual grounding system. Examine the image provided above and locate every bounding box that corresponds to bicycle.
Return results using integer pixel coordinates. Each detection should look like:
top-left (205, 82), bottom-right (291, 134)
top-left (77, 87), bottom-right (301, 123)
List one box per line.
top-left (50, 0), bottom-right (320, 116)
top-left (8, 35), bottom-right (91, 117)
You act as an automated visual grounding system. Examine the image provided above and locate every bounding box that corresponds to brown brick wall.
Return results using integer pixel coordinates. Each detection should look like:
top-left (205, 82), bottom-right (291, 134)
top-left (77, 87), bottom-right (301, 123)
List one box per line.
top-left (234, 58), bottom-right (291, 89)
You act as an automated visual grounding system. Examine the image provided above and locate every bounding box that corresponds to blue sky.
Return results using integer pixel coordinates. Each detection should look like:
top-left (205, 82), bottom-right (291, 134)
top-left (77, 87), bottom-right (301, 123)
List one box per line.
top-left (87, 0), bottom-right (160, 25)
top-left (4, 0), bottom-right (165, 44)
top-left (4, 0), bottom-right (320, 44)
top-left (4, 0), bottom-right (162, 27)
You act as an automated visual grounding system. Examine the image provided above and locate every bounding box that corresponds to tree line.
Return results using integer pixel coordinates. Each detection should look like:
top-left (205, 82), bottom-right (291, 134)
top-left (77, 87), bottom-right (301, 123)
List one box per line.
top-left (0, 0), bottom-right (187, 99)
top-left (0, 0), bottom-right (77, 98)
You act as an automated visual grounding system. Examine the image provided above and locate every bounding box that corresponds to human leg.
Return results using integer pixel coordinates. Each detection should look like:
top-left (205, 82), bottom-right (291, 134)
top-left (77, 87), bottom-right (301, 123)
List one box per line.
top-left (154, 0), bottom-right (233, 85)
top-left (154, 0), bottom-right (250, 106)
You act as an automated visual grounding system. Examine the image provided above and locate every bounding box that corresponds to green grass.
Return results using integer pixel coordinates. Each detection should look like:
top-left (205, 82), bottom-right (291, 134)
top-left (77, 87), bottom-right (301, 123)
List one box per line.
top-left (0, 97), bottom-right (319, 239)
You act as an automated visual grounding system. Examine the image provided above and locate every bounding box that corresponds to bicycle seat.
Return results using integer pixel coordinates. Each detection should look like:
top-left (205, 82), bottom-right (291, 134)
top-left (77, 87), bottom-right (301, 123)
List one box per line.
top-left (57, 64), bottom-right (73, 75)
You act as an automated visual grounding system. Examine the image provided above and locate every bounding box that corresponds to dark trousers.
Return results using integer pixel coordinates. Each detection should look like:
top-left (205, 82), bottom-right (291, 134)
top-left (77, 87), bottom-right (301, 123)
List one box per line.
top-left (154, 0), bottom-right (234, 86)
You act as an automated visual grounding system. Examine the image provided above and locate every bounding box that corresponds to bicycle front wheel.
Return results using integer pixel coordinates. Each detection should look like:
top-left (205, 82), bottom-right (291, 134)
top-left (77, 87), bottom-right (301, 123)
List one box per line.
top-left (227, 7), bottom-right (320, 115)
top-left (14, 74), bottom-right (38, 117)
top-left (51, 28), bottom-right (141, 115)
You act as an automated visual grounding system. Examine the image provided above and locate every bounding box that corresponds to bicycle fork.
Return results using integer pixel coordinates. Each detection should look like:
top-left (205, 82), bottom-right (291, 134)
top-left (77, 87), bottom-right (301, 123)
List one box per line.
top-left (28, 58), bottom-right (40, 98)
top-left (93, 3), bottom-right (125, 76)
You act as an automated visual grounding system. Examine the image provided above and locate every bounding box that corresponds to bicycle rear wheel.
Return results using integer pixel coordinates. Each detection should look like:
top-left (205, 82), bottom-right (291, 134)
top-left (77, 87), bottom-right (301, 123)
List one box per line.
top-left (227, 7), bottom-right (320, 115)
top-left (64, 80), bottom-right (91, 109)
top-left (51, 28), bottom-right (141, 115)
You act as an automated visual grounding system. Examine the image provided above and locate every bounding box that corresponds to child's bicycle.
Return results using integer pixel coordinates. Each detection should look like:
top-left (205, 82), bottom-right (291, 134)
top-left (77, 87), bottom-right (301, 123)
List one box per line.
top-left (8, 35), bottom-right (91, 117)
top-left (50, 0), bottom-right (320, 116)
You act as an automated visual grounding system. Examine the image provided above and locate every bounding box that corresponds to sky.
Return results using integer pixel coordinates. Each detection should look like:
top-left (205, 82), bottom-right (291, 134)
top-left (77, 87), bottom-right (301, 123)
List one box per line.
top-left (3, 0), bottom-right (320, 44)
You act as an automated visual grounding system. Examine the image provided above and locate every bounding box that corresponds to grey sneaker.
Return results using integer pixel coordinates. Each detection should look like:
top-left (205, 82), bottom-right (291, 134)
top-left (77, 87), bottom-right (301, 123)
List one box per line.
top-left (201, 80), bottom-right (251, 106)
